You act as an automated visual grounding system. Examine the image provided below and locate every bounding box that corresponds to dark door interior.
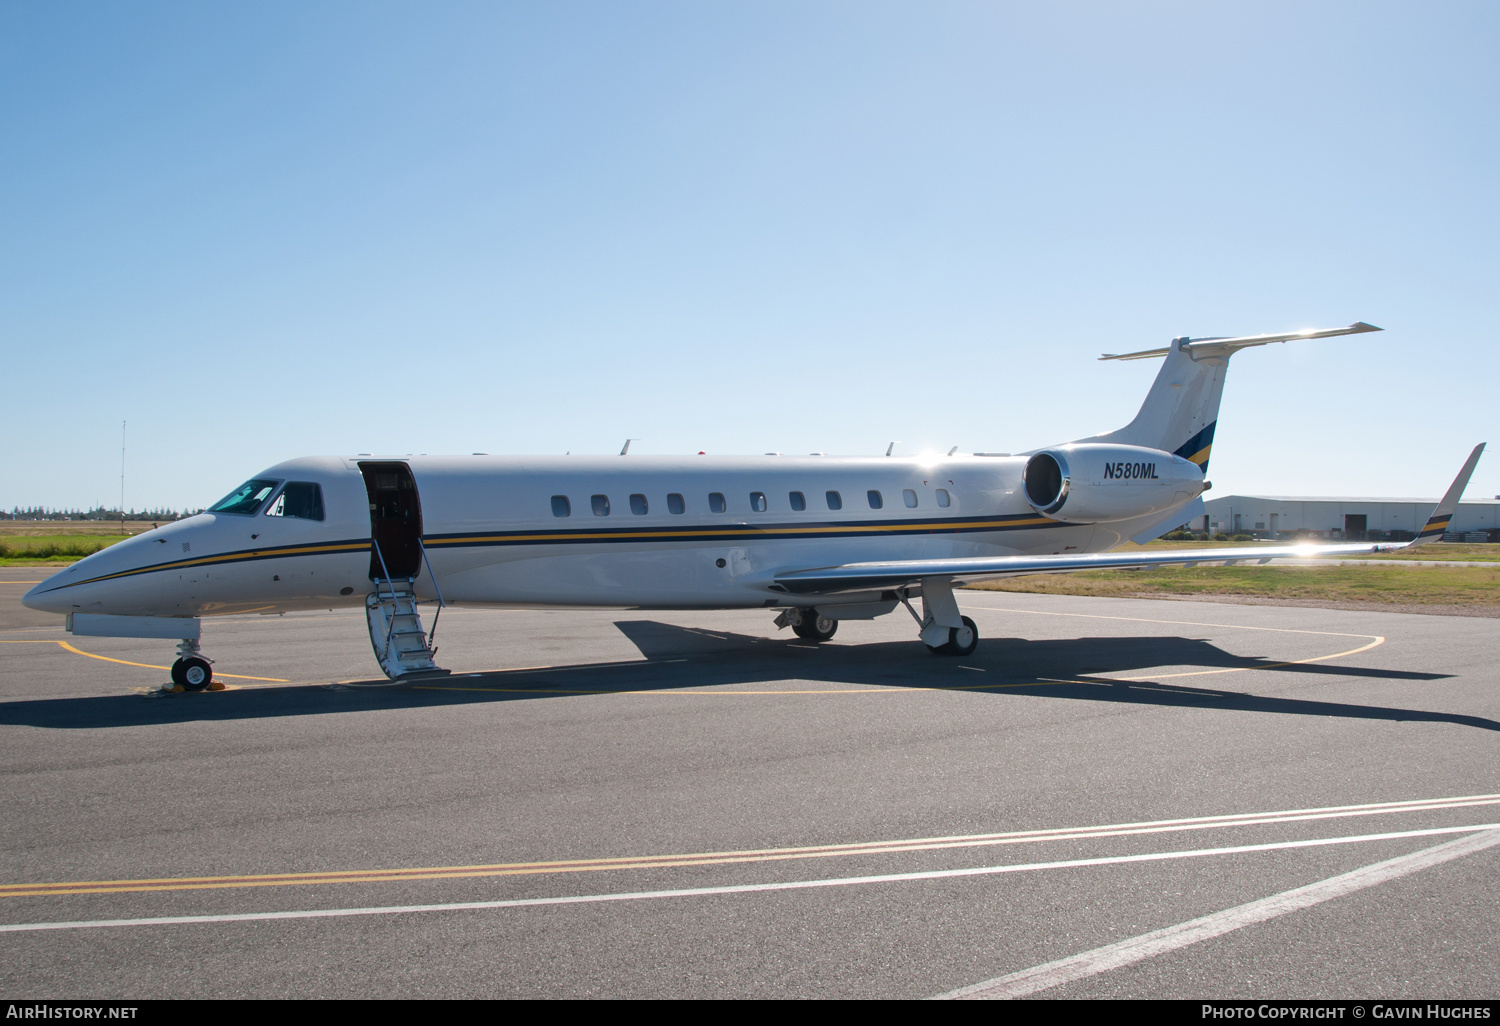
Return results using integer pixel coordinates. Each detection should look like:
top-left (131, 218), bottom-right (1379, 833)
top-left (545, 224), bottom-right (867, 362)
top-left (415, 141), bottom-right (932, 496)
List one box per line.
top-left (359, 461), bottom-right (423, 580)
top-left (1344, 513), bottom-right (1367, 541)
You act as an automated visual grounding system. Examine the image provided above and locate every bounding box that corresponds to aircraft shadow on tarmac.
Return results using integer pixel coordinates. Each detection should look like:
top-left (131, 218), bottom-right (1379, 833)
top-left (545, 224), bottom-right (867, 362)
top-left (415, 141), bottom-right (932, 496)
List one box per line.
top-left (1, 620), bottom-right (1489, 733)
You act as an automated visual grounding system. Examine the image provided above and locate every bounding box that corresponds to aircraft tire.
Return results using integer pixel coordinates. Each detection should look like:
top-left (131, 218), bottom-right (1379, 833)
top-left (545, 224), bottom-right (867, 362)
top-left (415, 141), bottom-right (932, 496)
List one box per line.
top-left (172, 657), bottom-right (214, 691)
top-left (794, 610), bottom-right (838, 642)
top-left (927, 617), bottom-right (978, 657)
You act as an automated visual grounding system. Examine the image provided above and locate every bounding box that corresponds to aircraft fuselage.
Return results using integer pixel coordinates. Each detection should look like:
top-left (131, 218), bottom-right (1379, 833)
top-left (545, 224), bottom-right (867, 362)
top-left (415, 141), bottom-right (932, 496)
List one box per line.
top-left (25, 451), bottom-right (1201, 620)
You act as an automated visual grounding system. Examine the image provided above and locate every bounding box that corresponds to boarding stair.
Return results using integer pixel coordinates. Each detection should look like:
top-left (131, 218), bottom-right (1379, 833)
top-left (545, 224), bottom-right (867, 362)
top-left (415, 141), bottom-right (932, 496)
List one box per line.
top-left (366, 540), bottom-right (450, 680)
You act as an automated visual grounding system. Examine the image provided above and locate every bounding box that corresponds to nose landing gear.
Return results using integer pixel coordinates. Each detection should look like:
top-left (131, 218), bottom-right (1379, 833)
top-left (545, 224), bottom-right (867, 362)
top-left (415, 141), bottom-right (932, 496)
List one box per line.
top-left (169, 638), bottom-right (219, 692)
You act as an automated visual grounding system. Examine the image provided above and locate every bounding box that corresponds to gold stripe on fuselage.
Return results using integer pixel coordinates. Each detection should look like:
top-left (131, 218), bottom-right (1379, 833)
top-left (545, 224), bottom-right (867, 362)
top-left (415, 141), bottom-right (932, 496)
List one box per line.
top-left (424, 515), bottom-right (1057, 548)
top-left (48, 514), bottom-right (1061, 592)
top-left (44, 541), bottom-right (371, 591)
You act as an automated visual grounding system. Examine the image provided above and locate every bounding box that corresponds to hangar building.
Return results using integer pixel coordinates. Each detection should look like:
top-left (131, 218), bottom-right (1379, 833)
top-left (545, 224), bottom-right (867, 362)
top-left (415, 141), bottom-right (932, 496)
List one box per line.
top-left (1198, 495), bottom-right (1500, 542)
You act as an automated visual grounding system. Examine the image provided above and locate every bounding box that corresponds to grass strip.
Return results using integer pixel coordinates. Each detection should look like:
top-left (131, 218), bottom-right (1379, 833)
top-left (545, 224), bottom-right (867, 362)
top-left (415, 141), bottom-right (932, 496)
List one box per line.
top-left (0, 535), bottom-right (126, 562)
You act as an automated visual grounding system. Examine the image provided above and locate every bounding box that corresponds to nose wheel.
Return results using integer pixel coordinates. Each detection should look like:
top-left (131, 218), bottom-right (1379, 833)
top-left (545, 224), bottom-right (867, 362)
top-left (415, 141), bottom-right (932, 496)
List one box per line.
top-left (167, 638), bottom-right (219, 692)
top-left (171, 657), bottom-right (215, 691)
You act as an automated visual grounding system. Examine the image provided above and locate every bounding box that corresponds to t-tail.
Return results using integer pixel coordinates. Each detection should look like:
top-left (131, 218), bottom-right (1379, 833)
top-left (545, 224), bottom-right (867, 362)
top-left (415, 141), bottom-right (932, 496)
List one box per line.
top-left (1088, 321), bottom-right (1383, 472)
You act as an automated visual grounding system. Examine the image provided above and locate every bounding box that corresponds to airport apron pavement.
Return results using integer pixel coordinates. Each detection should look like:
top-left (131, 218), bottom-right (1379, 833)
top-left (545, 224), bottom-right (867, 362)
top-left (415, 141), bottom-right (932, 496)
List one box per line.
top-left (1, 566), bottom-right (1497, 998)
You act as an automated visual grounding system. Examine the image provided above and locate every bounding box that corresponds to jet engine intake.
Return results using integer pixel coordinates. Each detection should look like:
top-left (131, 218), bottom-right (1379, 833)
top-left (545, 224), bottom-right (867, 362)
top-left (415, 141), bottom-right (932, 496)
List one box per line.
top-left (1024, 444), bottom-right (1204, 524)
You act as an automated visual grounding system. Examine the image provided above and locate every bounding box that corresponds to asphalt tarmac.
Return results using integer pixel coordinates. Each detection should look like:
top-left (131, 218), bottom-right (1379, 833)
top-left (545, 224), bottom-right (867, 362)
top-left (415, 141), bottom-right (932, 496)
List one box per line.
top-left (1, 566), bottom-right (1497, 999)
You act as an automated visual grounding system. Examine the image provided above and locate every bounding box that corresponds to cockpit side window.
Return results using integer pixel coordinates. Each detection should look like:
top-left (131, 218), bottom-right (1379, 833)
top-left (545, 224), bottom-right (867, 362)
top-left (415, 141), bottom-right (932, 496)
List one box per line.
top-left (209, 479), bottom-right (281, 516)
top-left (265, 482), bottom-right (325, 521)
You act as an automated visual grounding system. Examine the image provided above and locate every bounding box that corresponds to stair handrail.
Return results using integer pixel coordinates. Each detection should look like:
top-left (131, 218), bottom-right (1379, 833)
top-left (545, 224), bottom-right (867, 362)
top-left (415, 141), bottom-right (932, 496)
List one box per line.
top-left (371, 537), bottom-right (398, 598)
top-left (370, 537), bottom-right (399, 659)
top-left (418, 537), bottom-right (444, 648)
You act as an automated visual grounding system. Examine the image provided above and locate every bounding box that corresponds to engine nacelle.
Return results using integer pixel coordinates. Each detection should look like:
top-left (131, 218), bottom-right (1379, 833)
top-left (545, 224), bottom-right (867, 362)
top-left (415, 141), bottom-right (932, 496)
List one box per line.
top-left (1023, 444), bottom-right (1205, 524)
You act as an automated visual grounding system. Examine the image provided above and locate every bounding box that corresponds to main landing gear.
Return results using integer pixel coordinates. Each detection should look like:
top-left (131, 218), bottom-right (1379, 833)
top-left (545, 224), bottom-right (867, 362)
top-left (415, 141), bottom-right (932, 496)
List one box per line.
top-left (899, 578), bottom-right (980, 658)
top-left (773, 607), bottom-right (838, 642)
top-left (169, 638), bottom-right (219, 692)
top-left (924, 615), bottom-right (978, 657)
top-left (773, 580), bottom-right (979, 657)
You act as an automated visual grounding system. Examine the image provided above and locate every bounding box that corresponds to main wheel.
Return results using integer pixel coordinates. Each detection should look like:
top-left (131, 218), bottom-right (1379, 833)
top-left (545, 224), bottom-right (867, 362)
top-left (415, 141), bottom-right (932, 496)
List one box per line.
top-left (792, 609), bottom-right (838, 642)
top-left (925, 616), bottom-right (978, 657)
top-left (172, 657), bottom-right (214, 691)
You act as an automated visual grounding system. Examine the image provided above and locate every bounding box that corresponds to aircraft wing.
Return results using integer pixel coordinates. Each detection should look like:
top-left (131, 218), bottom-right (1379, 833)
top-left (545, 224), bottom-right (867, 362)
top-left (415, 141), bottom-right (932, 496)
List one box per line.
top-left (774, 442), bottom-right (1485, 596)
top-left (771, 541), bottom-right (1397, 595)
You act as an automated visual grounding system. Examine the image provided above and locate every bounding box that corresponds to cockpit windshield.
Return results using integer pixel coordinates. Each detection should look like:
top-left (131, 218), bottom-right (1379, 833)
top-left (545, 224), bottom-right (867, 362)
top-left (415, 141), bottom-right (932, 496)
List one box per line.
top-left (209, 479), bottom-right (281, 516)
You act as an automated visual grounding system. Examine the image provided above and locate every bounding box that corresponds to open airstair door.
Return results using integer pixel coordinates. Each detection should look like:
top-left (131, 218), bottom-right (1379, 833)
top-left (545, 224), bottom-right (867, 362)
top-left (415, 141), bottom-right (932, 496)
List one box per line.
top-left (357, 461), bottom-right (446, 680)
top-left (359, 461), bottom-right (423, 580)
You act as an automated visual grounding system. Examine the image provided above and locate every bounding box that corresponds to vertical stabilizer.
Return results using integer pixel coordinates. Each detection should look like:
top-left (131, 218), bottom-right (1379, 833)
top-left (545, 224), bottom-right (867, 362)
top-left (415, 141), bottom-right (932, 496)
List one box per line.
top-left (1090, 339), bottom-right (1225, 470)
top-left (1086, 322), bottom-right (1381, 472)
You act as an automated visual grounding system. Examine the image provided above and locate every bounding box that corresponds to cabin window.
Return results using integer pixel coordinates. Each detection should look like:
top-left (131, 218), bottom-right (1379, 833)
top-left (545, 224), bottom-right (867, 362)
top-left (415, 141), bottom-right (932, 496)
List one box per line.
top-left (209, 479), bottom-right (281, 516)
top-left (750, 491), bottom-right (767, 512)
top-left (902, 489), bottom-right (918, 509)
top-left (789, 491), bottom-right (806, 511)
top-left (667, 493), bottom-right (685, 514)
top-left (265, 482), bottom-right (325, 521)
top-left (551, 495), bottom-right (571, 518)
top-left (630, 493), bottom-right (649, 515)
top-left (709, 492), bottom-right (726, 513)
top-left (935, 488), bottom-right (951, 508)
top-left (591, 494), bottom-right (610, 517)
top-left (826, 490), bottom-right (842, 510)
top-left (867, 490), bottom-right (883, 509)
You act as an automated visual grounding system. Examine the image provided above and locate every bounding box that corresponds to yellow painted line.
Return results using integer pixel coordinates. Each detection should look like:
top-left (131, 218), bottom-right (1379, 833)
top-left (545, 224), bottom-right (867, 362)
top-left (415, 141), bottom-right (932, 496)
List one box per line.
top-left (961, 601), bottom-right (1389, 682)
top-left (965, 601), bottom-right (1383, 639)
top-left (414, 685), bottom-right (910, 696)
top-left (5, 792), bottom-right (1495, 900)
top-left (1109, 635), bottom-right (1385, 681)
top-left (0, 639), bottom-right (288, 682)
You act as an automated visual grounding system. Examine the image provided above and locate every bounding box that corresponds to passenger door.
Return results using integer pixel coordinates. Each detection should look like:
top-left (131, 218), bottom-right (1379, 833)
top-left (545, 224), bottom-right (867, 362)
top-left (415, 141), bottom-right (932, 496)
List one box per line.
top-left (358, 462), bottom-right (424, 580)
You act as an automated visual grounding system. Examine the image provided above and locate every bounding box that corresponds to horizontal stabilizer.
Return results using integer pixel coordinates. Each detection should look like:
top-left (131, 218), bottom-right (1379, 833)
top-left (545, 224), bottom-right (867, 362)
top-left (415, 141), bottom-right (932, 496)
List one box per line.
top-left (1101, 321), bottom-right (1381, 362)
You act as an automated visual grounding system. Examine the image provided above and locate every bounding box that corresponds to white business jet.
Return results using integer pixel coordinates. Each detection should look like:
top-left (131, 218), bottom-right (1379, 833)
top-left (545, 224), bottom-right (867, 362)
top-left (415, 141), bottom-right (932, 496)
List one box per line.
top-left (25, 322), bottom-right (1485, 690)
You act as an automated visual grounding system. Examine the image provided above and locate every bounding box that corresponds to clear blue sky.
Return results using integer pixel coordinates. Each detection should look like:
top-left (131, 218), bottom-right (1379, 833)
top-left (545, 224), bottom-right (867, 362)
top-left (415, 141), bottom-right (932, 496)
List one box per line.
top-left (3, 1), bottom-right (1496, 511)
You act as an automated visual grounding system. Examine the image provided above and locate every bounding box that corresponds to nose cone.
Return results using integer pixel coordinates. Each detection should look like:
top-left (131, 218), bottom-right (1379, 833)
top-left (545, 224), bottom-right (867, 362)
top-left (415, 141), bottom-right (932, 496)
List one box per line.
top-left (20, 527), bottom-right (183, 616)
top-left (22, 572), bottom-right (73, 614)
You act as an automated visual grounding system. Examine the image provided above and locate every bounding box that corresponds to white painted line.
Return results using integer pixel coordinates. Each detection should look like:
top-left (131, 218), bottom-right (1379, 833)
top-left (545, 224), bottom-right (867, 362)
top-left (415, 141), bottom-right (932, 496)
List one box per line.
top-left (1, 823), bottom-right (1494, 936)
top-left (934, 827), bottom-right (1500, 1000)
top-left (4, 792), bottom-right (1494, 899)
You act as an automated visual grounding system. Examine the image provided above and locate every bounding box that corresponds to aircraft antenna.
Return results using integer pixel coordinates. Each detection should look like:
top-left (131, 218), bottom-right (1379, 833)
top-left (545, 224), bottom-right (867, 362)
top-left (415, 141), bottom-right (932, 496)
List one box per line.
top-left (886, 441), bottom-right (900, 457)
top-left (620, 439), bottom-right (639, 456)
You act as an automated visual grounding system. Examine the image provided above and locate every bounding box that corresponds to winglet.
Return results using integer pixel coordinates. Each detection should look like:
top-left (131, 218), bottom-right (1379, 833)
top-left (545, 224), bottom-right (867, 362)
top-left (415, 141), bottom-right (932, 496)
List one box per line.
top-left (1411, 443), bottom-right (1486, 545)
